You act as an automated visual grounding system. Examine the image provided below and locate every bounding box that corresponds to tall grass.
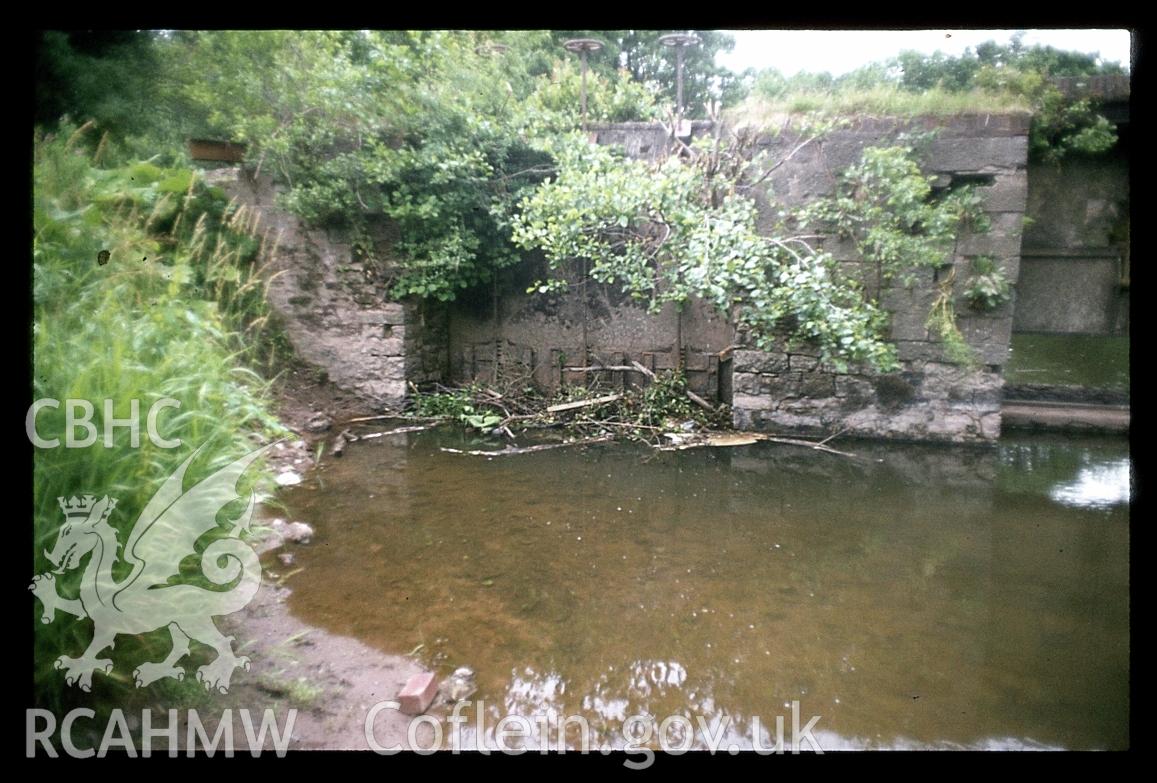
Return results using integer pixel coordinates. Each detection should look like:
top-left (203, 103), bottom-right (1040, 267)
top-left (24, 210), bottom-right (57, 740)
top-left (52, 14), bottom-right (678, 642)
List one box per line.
top-left (727, 85), bottom-right (1031, 129)
top-left (32, 123), bottom-right (290, 714)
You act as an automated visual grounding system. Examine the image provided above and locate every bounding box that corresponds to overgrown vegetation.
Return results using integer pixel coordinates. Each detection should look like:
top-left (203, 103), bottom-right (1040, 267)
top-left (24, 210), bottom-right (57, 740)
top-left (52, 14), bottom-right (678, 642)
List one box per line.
top-left (963, 256), bottom-right (1012, 311)
top-left (732, 34), bottom-right (1125, 162)
top-left (166, 31), bottom-right (665, 303)
top-left (32, 124), bottom-right (290, 714)
top-left (513, 124), bottom-right (994, 373)
top-left (799, 136), bottom-right (992, 365)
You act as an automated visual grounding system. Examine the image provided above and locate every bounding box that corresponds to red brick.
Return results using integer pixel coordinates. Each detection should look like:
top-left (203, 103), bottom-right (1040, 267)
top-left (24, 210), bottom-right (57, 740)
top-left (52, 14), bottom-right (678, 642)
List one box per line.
top-left (397, 671), bottom-right (438, 715)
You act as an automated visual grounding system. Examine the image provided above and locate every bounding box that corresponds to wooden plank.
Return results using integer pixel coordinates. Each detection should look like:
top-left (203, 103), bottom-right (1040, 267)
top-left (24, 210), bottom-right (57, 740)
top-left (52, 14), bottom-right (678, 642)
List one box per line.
top-left (546, 394), bottom-right (622, 414)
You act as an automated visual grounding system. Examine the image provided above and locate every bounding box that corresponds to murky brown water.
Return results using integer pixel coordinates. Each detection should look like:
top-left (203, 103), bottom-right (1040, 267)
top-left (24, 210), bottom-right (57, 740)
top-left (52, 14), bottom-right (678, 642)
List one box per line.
top-left (276, 429), bottom-right (1129, 750)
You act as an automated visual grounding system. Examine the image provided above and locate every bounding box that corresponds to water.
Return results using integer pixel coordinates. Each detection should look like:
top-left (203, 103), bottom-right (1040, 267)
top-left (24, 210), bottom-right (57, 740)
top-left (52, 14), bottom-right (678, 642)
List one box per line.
top-left (277, 429), bottom-right (1129, 750)
top-left (1006, 333), bottom-right (1129, 390)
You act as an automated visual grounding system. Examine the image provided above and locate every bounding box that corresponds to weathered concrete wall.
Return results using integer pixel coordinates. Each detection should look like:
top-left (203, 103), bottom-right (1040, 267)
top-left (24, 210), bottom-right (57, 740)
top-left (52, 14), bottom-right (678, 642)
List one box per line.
top-left (1016, 148), bottom-right (1129, 335)
top-left (447, 258), bottom-right (732, 398)
top-left (228, 114), bottom-right (1032, 442)
top-left (728, 115), bottom-right (1030, 442)
top-left (447, 120), bottom-right (731, 400)
top-left (448, 117), bottom-right (1031, 441)
top-left (221, 170), bottom-right (446, 410)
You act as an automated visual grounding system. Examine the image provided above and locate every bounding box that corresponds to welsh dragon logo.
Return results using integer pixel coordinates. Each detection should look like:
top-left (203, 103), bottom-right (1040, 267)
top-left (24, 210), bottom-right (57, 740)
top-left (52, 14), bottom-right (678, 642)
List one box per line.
top-left (31, 444), bottom-right (270, 694)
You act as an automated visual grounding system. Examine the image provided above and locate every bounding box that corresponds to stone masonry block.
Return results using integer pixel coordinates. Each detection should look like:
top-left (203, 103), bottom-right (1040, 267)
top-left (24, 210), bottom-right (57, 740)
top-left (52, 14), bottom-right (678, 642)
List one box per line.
top-left (732, 350), bottom-right (789, 374)
top-left (926, 136), bottom-right (1028, 172)
top-left (976, 170), bottom-right (1028, 212)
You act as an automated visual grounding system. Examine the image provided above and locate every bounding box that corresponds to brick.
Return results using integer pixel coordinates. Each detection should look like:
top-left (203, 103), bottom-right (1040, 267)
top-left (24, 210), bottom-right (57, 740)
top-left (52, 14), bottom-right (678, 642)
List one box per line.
top-left (398, 671), bottom-right (439, 715)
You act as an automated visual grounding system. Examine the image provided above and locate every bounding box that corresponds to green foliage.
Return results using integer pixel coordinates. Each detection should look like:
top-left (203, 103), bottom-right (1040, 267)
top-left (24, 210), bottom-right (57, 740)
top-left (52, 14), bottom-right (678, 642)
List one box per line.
top-left (803, 137), bottom-right (991, 366)
top-left (802, 138), bottom-right (990, 292)
top-left (631, 371), bottom-right (719, 428)
top-left (513, 132), bottom-right (899, 372)
top-left (35, 31), bottom-right (174, 158)
top-left (407, 386), bottom-right (505, 432)
top-left (894, 37), bottom-right (1123, 161)
top-left (737, 35), bottom-right (1124, 162)
top-left (174, 31), bottom-right (568, 303)
top-left (33, 125), bottom-right (289, 711)
top-left (409, 387), bottom-right (474, 418)
top-left (736, 80), bottom-right (1027, 122)
top-left (925, 269), bottom-right (977, 367)
top-left (963, 256), bottom-right (1012, 311)
top-left (522, 59), bottom-right (661, 130)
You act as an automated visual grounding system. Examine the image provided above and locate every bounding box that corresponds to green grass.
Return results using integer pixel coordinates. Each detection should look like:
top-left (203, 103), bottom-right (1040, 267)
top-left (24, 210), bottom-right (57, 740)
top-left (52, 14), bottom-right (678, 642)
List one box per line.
top-left (32, 122), bottom-right (291, 715)
top-left (727, 86), bottom-right (1031, 128)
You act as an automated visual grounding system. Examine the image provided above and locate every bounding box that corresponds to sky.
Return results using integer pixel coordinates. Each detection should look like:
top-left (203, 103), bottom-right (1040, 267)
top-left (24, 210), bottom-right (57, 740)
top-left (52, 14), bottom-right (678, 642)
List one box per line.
top-left (715, 29), bottom-right (1133, 77)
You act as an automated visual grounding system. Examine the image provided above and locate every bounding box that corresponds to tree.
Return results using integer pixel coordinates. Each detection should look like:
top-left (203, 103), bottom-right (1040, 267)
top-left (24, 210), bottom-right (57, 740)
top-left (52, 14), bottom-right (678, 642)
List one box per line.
top-left (34, 30), bottom-right (167, 151)
top-left (551, 30), bottom-right (739, 117)
top-left (891, 38), bottom-right (1125, 161)
top-left (512, 130), bottom-right (901, 372)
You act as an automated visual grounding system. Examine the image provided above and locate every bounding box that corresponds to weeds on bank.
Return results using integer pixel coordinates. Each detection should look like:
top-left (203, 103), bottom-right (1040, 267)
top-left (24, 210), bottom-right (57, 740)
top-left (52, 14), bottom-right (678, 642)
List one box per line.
top-left (33, 122), bottom-right (290, 715)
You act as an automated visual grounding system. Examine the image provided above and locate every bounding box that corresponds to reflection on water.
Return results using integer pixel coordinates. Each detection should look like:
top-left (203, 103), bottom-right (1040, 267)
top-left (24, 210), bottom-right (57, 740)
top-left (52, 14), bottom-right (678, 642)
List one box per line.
top-left (1050, 460), bottom-right (1131, 509)
top-left (277, 429), bottom-right (1129, 750)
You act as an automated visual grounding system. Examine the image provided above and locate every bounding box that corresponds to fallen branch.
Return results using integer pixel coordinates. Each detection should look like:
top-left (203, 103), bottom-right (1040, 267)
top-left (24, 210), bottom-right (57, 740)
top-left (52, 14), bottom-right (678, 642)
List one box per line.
top-left (359, 423), bottom-right (440, 440)
top-left (656, 431), bottom-right (858, 458)
top-left (761, 435), bottom-right (858, 459)
top-left (575, 417), bottom-right (664, 431)
top-left (685, 390), bottom-right (718, 413)
top-left (342, 413), bottom-right (419, 425)
top-left (546, 394), bottom-right (622, 414)
top-left (441, 435), bottom-right (613, 457)
top-left (629, 360), bottom-right (658, 380)
top-left (816, 427), bottom-right (849, 448)
top-left (564, 365), bottom-right (650, 375)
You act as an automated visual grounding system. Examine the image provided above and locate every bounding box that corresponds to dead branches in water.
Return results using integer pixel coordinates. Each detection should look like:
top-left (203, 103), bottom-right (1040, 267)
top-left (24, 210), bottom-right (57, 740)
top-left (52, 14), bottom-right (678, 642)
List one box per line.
top-left (657, 431), bottom-right (859, 459)
top-left (546, 394), bottom-right (623, 413)
top-left (404, 374), bottom-right (857, 459)
top-left (441, 435), bottom-right (614, 457)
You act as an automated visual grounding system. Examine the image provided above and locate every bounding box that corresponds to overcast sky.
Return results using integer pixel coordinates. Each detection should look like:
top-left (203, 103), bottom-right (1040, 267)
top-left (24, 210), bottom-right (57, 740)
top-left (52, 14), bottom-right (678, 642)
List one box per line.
top-left (715, 29), bottom-right (1133, 76)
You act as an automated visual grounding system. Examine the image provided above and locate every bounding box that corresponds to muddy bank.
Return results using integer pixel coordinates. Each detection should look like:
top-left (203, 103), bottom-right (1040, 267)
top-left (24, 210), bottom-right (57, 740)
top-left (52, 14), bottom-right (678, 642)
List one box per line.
top-left (213, 581), bottom-right (427, 751)
top-left (197, 357), bottom-right (433, 751)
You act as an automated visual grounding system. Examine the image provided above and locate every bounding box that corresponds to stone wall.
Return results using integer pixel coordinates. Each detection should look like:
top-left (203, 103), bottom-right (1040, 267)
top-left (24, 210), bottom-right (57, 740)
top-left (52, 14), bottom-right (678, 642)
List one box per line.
top-left (224, 114), bottom-right (1033, 442)
top-left (728, 115), bottom-right (1031, 442)
top-left (446, 120), bottom-right (730, 400)
top-left (447, 117), bottom-right (1030, 442)
top-left (222, 170), bottom-right (446, 410)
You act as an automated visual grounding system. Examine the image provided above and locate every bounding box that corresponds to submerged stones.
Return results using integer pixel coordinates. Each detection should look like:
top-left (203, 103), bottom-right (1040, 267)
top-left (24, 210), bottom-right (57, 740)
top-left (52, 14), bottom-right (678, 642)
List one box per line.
top-left (275, 470), bottom-right (303, 487)
top-left (259, 518), bottom-right (316, 550)
top-left (440, 666), bottom-right (477, 703)
top-left (305, 412), bottom-right (333, 433)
